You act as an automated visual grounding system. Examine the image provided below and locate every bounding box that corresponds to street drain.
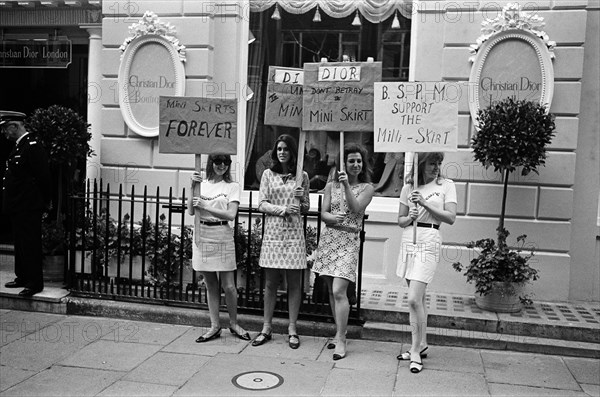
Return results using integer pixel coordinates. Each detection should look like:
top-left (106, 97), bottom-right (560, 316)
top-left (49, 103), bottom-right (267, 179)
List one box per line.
top-left (232, 371), bottom-right (284, 391)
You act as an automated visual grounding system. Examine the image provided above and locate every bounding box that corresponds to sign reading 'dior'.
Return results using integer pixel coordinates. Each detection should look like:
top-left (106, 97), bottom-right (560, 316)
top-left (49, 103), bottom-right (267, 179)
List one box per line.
top-left (159, 96), bottom-right (237, 155)
top-left (374, 82), bottom-right (458, 153)
top-left (264, 66), bottom-right (304, 128)
top-left (302, 62), bottom-right (382, 132)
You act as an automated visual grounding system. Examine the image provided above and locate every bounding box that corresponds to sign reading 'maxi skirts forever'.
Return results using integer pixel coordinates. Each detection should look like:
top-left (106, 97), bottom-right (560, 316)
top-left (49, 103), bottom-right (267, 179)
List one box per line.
top-left (159, 96), bottom-right (237, 155)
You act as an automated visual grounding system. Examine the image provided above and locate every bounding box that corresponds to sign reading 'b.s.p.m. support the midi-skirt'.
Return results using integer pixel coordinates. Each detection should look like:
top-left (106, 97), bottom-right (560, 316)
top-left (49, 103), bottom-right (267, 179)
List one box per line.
top-left (374, 82), bottom-right (458, 153)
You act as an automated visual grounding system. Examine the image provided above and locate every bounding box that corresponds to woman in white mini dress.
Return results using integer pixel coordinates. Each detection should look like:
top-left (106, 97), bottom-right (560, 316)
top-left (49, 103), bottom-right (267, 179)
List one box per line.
top-left (396, 152), bottom-right (457, 373)
top-left (252, 135), bottom-right (309, 349)
top-left (312, 143), bottom-right (374, 360)
top-left (188, 154), bottom-right (250, 343)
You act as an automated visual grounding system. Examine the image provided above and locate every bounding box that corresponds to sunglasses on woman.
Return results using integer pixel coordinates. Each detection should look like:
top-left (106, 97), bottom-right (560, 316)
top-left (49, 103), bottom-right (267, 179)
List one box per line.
top-left (213, 159), bottom-right (232, 166)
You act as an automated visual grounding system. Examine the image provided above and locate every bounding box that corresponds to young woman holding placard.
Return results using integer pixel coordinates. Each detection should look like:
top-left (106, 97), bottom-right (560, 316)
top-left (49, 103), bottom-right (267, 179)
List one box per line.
top-left (312, 143), bottom-right (374, 360)
top-left (188, 154), bottom-right (250, 343)
top-left (253, 134), bottom-right (310, 349)
top-left (396, 152), bottom-right (457, 373)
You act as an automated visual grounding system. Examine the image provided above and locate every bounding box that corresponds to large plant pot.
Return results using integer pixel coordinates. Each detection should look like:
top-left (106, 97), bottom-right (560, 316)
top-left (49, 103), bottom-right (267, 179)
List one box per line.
top-left (475, 282), bottom-right (523, 313)
top-left (43, 255), bottom-right (66, 282)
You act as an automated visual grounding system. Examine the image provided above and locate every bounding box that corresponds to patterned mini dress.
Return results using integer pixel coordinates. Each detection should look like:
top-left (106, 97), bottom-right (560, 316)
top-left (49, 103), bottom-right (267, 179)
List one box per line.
top-left (258, 169), bottom-right (310, 270)
top-left (312, 182), bottom-right (368, 282)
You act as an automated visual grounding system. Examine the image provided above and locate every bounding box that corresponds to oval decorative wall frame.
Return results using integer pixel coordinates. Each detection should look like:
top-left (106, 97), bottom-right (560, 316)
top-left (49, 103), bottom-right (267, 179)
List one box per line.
top-left (468, 29), bottom-right (554, 127)
top-left (118, 34), bottom-right (185, 137)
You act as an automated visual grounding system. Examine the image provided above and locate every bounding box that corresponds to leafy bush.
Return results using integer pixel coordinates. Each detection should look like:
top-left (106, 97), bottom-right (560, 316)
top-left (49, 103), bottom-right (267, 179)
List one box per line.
top-left (452, 227), bottom-right (539, 300)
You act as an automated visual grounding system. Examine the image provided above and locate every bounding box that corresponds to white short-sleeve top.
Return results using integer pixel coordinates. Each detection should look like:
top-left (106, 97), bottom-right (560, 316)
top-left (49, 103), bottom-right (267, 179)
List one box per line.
top-left (399, 178), bottom-right (457, 225)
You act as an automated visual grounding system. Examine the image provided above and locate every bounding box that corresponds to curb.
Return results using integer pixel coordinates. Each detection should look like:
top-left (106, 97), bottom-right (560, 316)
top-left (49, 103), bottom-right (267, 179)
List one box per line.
top-left (2, 291), bottom-right (598, 358)
top-left (362, 321), bottom-right (600, 359)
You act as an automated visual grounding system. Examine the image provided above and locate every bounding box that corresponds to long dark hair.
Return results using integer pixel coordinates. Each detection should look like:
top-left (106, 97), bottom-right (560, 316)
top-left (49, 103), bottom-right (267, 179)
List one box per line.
top-left (405, 152), bottom-right (444, 186)
top-left (334, 142), bottom-right (372, 183)
top-left (206, 154), bottom-right (232, 183)
top-left (270, 134), bottom-right (298, 175)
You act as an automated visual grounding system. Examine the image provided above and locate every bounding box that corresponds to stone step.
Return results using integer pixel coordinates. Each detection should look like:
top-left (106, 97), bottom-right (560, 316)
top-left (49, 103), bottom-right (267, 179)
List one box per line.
top-left (359, 288), bottom-right (600, 344)
top-left (362, 321), bottom-right (600, 359)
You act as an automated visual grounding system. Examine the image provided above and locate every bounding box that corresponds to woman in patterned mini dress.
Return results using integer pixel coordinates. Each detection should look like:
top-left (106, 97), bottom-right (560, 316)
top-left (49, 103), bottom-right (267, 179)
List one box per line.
top-left (187, 154), bottom-right (250, 343)
top-left (252, 135), bottom-right (310, 349)
top-left (312, 143), bottom-right (374, 360)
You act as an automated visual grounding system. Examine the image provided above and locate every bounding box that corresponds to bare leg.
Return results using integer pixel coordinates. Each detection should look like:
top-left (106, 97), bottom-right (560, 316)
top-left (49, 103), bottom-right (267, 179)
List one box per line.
top-left (200, 271), bottom-right (221, 336)
top-left (286, 269), bottom-right (303, 335)
top-left (260, 268), bottom-right (280, 334)
top-left (331, 277), bottom-right (350, 357)
top-left (420, 290), bottom-right (428, 349)
top-left (220, 271), bottom-right (246, 334)
top-left (406, 279), bottom-right (428, 360)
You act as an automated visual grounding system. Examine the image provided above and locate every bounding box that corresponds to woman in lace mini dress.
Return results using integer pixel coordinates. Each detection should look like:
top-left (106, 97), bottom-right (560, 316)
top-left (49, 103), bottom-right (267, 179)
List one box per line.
top-left (396, 152), bottom-right (457, 373)
top-left (188, 154), bottom-right (250, 343)
top-left (312, 143), bottom-right (374, 360)
top-left (252, 134), bottom-right (310, 349)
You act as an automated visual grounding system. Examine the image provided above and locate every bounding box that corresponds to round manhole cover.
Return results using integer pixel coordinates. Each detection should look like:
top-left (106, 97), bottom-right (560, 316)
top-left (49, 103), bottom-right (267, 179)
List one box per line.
top-left (232, 371), bottom-right (284, 391)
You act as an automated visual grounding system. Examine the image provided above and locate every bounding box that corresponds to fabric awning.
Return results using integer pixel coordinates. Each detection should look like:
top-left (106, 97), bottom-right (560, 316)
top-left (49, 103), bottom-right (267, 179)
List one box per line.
top-left (249, 0), bottom-right (413, 22)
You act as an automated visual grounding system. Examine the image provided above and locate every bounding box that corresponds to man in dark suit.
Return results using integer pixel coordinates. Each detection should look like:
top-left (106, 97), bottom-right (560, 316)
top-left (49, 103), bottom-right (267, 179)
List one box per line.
top-left (1, 111), bottom-right (51, 297)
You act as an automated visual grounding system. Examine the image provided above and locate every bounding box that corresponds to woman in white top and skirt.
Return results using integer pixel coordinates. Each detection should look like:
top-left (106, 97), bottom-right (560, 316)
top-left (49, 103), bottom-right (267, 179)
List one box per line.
top-left (188, 154), bottom-right (250, 343)
top-left (396, 152), bottom-right (457, 373)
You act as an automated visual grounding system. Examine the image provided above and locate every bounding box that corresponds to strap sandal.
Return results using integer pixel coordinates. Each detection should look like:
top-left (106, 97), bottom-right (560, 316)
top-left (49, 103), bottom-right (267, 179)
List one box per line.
top-left (251, 332), bottom-right (272, 347)
top-left (229, 326), bottom-right (251, 341)
top-left (288, 334), bottom-right (300, 349)
top-left (397, 346), bottom-right (428, 360)
top-left (410, 360), bottom-right (423, 373)
top-left (195, 328), bottom-right (221, 343)
top-left (332, 340), bottom-right (346, 360)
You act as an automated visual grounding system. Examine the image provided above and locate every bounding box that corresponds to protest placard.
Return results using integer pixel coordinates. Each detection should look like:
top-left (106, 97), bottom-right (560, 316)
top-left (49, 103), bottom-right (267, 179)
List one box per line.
top-left (373, 82), bottom-right (458, 153)
top-left (264, 66), bottom-right (304, 128)
top-left (302, 61), bottom-right (382, 132)
top-left (158, 96), bottom-right (237, 154)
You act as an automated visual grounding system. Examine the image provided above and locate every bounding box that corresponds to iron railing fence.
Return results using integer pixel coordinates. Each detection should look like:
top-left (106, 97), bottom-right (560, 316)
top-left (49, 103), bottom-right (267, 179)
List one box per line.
top-left (67, 179), bottom-right (365, 324)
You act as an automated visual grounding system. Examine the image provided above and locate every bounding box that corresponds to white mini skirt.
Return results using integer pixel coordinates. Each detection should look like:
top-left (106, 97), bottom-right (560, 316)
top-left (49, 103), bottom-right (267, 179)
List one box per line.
top-left (396, 227), bottom-right (441, 284)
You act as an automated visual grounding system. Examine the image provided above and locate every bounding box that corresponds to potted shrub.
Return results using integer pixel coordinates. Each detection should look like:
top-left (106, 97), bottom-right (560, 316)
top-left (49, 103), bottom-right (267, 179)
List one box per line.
top-left (41, 212), bottom-right (67, 282)
top-left (27, 105), bottom-right (92, 280)
top-left (452, 97), bottom-right (555, 312)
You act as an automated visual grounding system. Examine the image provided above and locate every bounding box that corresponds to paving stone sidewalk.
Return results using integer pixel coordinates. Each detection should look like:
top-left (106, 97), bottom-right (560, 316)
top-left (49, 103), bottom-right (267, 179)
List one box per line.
top-left (1, 309), bottom-right (598, 396)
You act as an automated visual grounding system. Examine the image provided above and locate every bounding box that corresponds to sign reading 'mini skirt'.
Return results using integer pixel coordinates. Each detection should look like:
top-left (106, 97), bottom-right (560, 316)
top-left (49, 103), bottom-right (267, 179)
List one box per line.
top-left (468, 3), bottom-right (556, 125)
top-left (118, 12), bottom-right (186, 137)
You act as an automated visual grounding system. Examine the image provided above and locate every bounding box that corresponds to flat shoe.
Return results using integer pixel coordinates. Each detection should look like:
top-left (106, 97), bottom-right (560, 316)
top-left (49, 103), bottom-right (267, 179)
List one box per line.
top-left (195, 328), bottom-right (221, 343)
top-left (333, 341), bottom-right (346, 360)
top-left (327, 340), bottom-right (336, 350)
top-left (288, 334), bottom-right (300, 349)
top-left (18, 288), bottom-right (43, 297)
top-left (229, 327), bottom-right (251, 341)
top-left (397, 346), bottom-right (428, 360)
top-left (5, 281), bottom-right (25, 288)
top-left (251, 332), bottom-right (272, 347)
top-left (410, 360), bottom-right (423, 373)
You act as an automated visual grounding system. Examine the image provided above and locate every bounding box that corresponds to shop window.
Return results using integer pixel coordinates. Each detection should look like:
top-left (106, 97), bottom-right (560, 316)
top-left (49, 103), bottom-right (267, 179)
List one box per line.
top-left (245, 8), bottom-right (411, 196)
